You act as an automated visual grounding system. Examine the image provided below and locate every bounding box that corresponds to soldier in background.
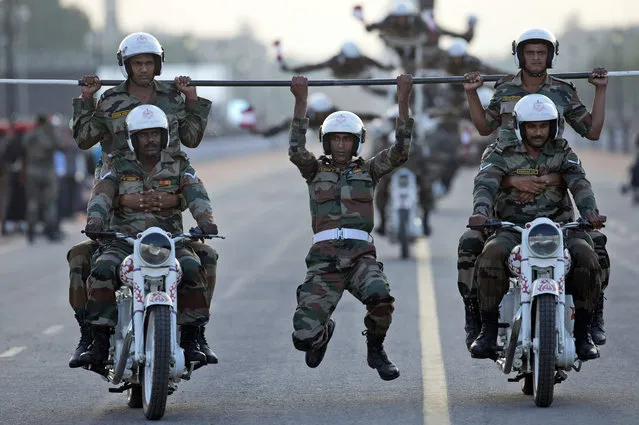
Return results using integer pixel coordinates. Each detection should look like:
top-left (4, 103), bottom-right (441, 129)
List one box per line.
top-left (22, 115), bottom-right (64, 243)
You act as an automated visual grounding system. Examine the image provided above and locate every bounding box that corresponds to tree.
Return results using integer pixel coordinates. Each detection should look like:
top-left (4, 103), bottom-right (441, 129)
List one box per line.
top-left (20, 0), bottom-right (91, 50)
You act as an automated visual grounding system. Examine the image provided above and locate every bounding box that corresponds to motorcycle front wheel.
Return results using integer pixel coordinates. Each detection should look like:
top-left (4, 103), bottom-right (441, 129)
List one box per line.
top-left (141, 305), bottom-right (172, 420)
top-left (531, 294), bottom-right (556, 407)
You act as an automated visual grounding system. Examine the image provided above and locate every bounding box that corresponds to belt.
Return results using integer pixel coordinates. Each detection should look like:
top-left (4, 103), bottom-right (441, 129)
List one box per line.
top-left (312, 228), bottom-right (371, 244)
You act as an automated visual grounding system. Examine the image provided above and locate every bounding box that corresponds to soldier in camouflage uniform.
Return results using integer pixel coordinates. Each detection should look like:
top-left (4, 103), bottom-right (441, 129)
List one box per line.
top-left (68, 32), bottom-right (219, 368)
top-left (459, 28), bottom-right (610, 348)
top-left (288, 74), bottom-right (413, 381)
top-left (22, 115), bottom-right (64, 243)
top-left (77, 105), bottom-right (218, 367)
top-left (280, 41), bottom-right (394, 79)
top-left (362, 1), bottom-right (475, 74)
top-left (469, 94), bottom-right (605, 360)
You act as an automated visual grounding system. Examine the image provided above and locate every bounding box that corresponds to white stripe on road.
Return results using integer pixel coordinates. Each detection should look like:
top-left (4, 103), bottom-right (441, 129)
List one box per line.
top-left (0, 346), bottom-right (27, 358)
top-left (42, 325), bottom-right (64, 336)
top-left (416, 239), bottom-right (451, 425)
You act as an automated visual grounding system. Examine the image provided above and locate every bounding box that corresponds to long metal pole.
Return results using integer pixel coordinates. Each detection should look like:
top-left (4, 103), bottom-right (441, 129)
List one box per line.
top-left (0, 71), bottom-right (638, 87)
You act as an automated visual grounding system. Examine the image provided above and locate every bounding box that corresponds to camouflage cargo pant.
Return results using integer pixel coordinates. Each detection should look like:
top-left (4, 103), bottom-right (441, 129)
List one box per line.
top-left (475, 230), bottom-right (602, 311)
top-left (68, 239), bottom-right (218, 319)
top-left (85, 241), bottom-right (210, 327)
top-left (25, 173), bottom-right (58, 232)
top-left (457, 229), bottom-right (610, 301)
top-left (292, 240), bottom-right (395, 351)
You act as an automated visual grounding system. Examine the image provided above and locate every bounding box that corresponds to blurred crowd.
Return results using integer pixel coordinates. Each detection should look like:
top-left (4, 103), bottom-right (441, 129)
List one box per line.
top-left (0, 116), bottom-right (100, 242)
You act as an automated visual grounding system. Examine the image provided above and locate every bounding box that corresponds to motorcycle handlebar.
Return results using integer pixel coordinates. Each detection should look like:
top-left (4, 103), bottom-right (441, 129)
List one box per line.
top-left (466, 218), bottom-right (602, 232)
top-left (82, 230), bottom-right (226, 242)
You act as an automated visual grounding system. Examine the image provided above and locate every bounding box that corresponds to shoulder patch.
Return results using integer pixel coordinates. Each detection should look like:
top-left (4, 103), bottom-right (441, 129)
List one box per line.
top-left (501, 95), bottom-right (522, 102)
top-left (110, 109), bottom-right (131, 119)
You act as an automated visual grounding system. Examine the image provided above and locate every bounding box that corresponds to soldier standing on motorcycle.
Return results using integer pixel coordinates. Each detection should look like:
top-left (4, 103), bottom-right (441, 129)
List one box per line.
top-left (468, 94), bottom-right (605, 361)
top-left (68, 32), bottom-right (219, 367)
top-left (78, 105), bottom-right (218, 367)
top-left (279, 41), bottom-right (394, 79)
top-left (288, 74), bottom-right (413, 381)
top-left (458, 28), bottom-right (610, 349)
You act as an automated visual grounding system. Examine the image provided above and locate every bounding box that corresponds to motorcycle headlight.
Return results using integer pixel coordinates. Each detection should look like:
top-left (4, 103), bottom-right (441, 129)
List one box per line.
top-left (527, 223), bottom-right (561, 257)
top-left (139, 233), bottom-right (171, 266)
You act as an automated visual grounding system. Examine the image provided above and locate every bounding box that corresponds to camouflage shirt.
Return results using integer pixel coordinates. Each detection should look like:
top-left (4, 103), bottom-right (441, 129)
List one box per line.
top-left (289, 116), bottom-right (414, 234)
top-left (87, 150), bottom-right (214, 235)
top-left (485, 71), bottom-right (592, 146)
top-left (473, 138), bottom-right (598, 225)
top-left (72, 80), bottom-right (212, 156)
top-left (23, 126), bottom-right (63, 177)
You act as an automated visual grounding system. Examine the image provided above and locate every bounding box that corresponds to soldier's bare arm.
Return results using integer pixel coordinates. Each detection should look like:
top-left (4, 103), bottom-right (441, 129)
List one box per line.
top-left (464, 71), bottom-right (494, 136)
top-left (288, 76), bottom-right (318, 180)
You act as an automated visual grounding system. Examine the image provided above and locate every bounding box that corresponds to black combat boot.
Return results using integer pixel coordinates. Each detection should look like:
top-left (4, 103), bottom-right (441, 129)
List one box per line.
top-left (590, 294), bottom-right (606, 346)
top-left (69, 315), bottom-right (93, 368)
top-left (470, 309), bottom-right (499, 359)
top-left (463, 298), bottom-right (481, 351)
top-left (574, 309), bottom-right (599, 360)
top-left (422, 212), bottom-right (432, 236)
top-left (180, 325), bottom-right (207, 365)
top-left (78, 326), bottom-right (111, 366)
top-left (363, 331), bottom-right (400, 381)
top-left (305, 319), bottom-right (335, 368)
top-left (198, 326), bottom-right (218, 364)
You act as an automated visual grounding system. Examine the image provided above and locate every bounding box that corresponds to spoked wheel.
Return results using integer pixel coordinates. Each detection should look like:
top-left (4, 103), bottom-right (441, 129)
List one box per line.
top-left (531, 294), bottom-right (556, 407)
top-left (140, 305), bottom-right (172, 420)
top-left (398, 208), bottom-right (410, 259)
top-left (127, 384), bottom-right (142, 408)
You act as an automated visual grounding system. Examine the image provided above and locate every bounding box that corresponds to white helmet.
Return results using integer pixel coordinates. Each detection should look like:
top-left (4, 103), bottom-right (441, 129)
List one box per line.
top-left (390, 0), bottom-right (418, 16)
top-left (512, 94), bottom-right (559, 142)
top-left (319, 111), bottom-right (366, 156)
top-left (125, 105), bottom-right (170, 152)
top-left (308, 92), bottom-right (335, 113)
top-left (117, 32), bottom-right (165, 78)
top-left (512, 28), bottom-right (559, 68)
top-left (340, 41), bottom-right (361, 59)
top-left (447, 38), bottom-right (468, 58)
top-left (476, 87), bottom-right (494, 108)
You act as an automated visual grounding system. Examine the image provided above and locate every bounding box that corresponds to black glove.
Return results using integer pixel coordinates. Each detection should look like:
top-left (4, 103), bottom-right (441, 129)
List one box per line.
top-left (199, 222), bottom-right (218, 235)
top-left (85, 217), bottom-right (104, 234)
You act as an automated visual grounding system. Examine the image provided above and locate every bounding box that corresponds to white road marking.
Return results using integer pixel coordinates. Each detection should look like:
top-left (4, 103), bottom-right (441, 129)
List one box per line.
top-left (0, 346), bottom-right (27, 358)
top-left (42, 325), bottom-right (64, 336)
top-left (416, 239), bottom-right (451, 425)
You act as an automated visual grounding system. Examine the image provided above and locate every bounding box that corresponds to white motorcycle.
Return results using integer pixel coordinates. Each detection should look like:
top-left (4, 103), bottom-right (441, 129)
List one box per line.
top-left (84, 227), bottom-right (224, 420)
top-left (386, 167), bottom-right (423, 259)
top-left (473, 217), bottom-right (593, 407)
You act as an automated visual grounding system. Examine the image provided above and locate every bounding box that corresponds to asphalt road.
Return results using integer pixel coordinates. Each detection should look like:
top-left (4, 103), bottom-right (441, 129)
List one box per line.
top-left (0, 137), bottom-right (636, 424)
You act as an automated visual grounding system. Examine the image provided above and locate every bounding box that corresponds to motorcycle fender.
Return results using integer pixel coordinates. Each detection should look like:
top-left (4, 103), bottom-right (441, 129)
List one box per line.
top-left (145, 291), bottom-right (172, 308)
top-left (531, 278), bottom-right (559, 298)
